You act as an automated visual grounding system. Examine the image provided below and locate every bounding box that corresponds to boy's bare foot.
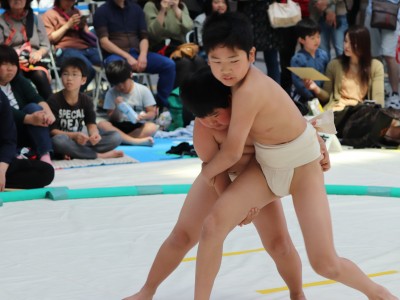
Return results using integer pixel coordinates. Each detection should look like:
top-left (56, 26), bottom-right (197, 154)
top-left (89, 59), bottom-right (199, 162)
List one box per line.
top-left (368, 285), bottom-right (398, 300)
top-left (97, 150), bottom-right (124, 159)
top-left (122, 289), bottom-right (154, 300)
top-left (125, 137), bottom-right (154, 147)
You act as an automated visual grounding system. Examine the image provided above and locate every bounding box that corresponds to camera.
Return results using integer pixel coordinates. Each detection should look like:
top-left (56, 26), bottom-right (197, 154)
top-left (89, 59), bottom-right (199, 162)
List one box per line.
top-left (19, 49), bottom-right (30, 60)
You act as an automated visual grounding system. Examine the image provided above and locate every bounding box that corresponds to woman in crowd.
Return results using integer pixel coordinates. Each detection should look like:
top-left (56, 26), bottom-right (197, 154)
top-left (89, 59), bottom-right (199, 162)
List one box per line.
top-left (0, 45), bottom-right (54, 165)
top-left (305, 26), bottom-right (400, 144)
top-left (42, 0), bottom-right (101, 91)
top-left (144, 0), bottom-right (206, 88)
top-left (0, 0), bottom-right (53, 100)
top-left (194, 0), bottom-right (229, 47)
top-left (236, 0), bottom-right (281, 84)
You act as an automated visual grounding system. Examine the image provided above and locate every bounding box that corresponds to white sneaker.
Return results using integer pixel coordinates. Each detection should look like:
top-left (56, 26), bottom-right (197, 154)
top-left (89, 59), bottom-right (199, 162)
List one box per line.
top-left (386, 93), bottom-right (400, 109)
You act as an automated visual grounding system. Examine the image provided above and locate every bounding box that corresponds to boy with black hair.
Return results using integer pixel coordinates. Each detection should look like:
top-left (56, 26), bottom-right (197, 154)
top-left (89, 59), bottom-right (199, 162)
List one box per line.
top-left (290, 18), bottom-right (329, 107)
top-left (97, 60), bottom-right (158, 146)
top-left (194, 12), bottom-right (397, 299)
top-left (48, 57), bottom-right (123, 159)
top-left (123, 66), bottom-right (311, 300)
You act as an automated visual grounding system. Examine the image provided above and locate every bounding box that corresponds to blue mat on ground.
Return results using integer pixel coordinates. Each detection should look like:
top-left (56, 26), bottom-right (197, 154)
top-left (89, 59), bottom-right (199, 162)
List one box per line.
top-left (117, 138), bottom-right (195, 163)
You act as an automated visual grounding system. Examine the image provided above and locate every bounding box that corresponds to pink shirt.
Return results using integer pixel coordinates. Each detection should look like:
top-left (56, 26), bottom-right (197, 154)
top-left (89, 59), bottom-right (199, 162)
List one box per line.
top-left (42, 8), bottom-right (90, 50)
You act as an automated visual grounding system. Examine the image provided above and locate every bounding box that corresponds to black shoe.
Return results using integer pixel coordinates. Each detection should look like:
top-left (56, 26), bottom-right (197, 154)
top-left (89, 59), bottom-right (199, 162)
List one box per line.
top-left (166, 142), bottom-right (192, 155)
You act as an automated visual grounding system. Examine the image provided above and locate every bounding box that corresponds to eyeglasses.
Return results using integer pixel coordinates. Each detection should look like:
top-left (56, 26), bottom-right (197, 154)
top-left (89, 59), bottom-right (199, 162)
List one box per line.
top-left (61, 73), bottom-right (82, 78)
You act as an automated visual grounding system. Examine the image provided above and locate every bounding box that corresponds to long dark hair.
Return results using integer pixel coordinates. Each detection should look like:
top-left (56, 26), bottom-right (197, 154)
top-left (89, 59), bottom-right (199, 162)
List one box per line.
top-left (54, 0), bottom-right (76, 8)
top-left (1, 0), bottom-right (36, 40)
top-left (1, 0), bottom-right (33, 10)
top-left (203, 0), bottom-right (230, 16)
top-left (151, 0), bottom-right (184, 10)
top-left (341, 26), bottom-right (372, 88)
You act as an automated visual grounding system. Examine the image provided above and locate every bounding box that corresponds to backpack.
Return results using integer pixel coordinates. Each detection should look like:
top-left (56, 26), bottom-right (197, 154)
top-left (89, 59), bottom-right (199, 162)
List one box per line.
top-left (338, 103), bottom-right (395, 148)
top-left (167, 88), bottom-right (184, 131)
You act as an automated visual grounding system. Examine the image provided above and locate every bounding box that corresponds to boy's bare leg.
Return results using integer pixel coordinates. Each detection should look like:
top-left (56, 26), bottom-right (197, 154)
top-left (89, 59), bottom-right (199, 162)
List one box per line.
top-left (97, 150), bottom-right (124, 158)
top-left (98, 121), bottom-right (154, 146)
top-left (253, 201), bottom-right (306, 300)
top-left (194, 159), bottom-right (278, 300)
top-left (123, 176), bottom-right (219, 300)
top-left (291, 159), bottom-right (398, 300)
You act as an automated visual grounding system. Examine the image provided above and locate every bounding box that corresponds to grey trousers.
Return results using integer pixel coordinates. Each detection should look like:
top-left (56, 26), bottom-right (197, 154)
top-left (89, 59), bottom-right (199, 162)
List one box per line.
top-left (52, 130), bottom-right (122, 159)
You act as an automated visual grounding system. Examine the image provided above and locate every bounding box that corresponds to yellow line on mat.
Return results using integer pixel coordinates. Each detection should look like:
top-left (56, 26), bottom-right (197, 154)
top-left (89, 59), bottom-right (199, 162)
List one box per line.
top-left (182, 249), bottom-right (398, 294)
top-left (257, 270), bottom-right (399, 294)
top-left (182, 247), bottom-right (265, 262)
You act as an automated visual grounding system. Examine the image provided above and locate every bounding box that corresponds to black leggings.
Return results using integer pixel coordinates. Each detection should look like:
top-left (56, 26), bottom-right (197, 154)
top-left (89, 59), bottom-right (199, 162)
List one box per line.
top-left (6, 159), bottom-right (54, 189)
top-left (23, 69), bottom-right (53, 100)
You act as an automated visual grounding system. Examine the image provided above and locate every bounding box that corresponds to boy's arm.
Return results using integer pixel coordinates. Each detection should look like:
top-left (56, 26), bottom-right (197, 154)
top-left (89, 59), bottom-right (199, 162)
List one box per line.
top-left (50, 128), bottom-right (90, 145)
top-left (201, 87), bottom-right (257, 185)
top-left (138, 105), bottom-right (157, 121)
top-left (193, 119), bottom-right (231, 195)
top-left (85, 97), bottom-right (101, 145)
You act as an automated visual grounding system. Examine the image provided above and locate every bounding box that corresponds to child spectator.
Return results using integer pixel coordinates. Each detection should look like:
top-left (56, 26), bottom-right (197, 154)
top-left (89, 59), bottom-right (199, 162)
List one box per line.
top-left (98, 60), bottom-right (158, 146)
top-left (0, 45), bottom-right (54, 166)
top-left (48, 57), bottom-right (123, 159)
top-left (290, 19), bottom-right (329, 107)
top-left (0, 89), bottom-right (54, 191)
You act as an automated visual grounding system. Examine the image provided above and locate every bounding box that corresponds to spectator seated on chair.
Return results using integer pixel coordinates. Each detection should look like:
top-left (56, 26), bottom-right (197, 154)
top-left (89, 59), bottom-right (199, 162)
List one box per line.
top-left (0, 45), bottom-right (54, 165)
top-left (42, 0), bottom-right (101, 92)
top-left (97, 60), bottom-right (158, 147)
top-left (0, 0), bottom-right (53, 100)
top-left (93, 0), bottom-right (176, 109)
top-left (144, 0), bottom-right (207, 88)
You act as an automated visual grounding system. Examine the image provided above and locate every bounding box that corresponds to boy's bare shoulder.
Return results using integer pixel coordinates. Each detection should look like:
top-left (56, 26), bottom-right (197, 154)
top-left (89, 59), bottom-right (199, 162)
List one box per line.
top-left (235, 67), bottom-right (278, 103)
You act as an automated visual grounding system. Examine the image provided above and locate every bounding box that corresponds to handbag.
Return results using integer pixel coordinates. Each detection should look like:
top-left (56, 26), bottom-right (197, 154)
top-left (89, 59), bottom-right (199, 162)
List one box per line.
top-left (370, 0), bottom-right (400, 31)
top-left (170, 43), bottom-right (199, 60)
top-left (267, 0), bottom-right (302, 28)
top-left (336, 102), bottom-right (396, 148)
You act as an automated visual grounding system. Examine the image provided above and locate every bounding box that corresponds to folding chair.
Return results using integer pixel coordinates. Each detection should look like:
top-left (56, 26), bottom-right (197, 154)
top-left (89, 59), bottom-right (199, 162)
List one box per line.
top-left (47, 48), bottom-right (63, 92)
top-left (133, 72), bottom-right (156, 94)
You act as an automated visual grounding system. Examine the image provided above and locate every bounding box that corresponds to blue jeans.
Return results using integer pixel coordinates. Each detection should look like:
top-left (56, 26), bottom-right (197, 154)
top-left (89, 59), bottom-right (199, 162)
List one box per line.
top-left (57, 47), bottom-right (101, 90)
top-left (319, 15), bottom-right (348, 60)
top-left (19, 103), bottom-right (53, 157)
top-left (263, 48), bottom-right (280, 84)
top-left (105, 49), bottom-right (176, 107)
top-left (52, 130), bottom-right (122, 159)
